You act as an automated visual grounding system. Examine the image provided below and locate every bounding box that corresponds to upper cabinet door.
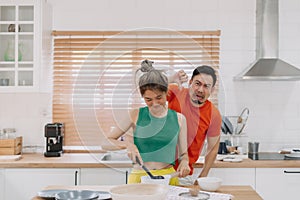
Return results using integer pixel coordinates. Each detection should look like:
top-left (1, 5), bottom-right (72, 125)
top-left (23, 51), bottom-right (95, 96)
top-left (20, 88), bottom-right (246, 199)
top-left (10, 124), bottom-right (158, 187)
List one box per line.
top-left (0, 0), bottom-right (51, 92)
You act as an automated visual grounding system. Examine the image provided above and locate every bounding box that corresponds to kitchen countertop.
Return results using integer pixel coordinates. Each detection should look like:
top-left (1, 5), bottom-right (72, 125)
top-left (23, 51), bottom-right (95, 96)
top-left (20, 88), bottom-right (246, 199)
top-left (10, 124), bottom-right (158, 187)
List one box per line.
top-left (1, 153), bottom-right (300, 168)
top-left (32, 185), bottom-right (263, 200)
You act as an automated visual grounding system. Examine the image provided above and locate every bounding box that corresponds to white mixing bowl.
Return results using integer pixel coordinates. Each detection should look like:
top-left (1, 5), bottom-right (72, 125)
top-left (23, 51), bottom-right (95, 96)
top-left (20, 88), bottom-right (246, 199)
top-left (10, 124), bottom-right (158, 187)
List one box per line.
top-left (197, 177), bottom-right (222, 192)
top-left (110, 183), bottom-right (169, 200)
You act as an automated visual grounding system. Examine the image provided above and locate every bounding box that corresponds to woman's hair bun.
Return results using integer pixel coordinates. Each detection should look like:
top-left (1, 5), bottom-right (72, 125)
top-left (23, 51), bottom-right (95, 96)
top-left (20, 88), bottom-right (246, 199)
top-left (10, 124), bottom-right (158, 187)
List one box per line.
top-left (140, 59), bottom-right (155, 72)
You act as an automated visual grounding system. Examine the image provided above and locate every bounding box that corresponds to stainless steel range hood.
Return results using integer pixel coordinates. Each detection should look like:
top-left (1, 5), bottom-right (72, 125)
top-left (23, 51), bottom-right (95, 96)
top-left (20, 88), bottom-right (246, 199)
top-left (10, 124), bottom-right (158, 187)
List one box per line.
top-left (234, 0), bottom-right (300, 81)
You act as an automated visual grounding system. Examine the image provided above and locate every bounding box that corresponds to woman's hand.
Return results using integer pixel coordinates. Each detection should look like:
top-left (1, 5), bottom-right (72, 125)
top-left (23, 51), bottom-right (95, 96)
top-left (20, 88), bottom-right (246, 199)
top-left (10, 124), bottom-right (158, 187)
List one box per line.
top-left (125, 141), bottom-right (142, 165)
top-left (177, 158), bottom-right (191, 178)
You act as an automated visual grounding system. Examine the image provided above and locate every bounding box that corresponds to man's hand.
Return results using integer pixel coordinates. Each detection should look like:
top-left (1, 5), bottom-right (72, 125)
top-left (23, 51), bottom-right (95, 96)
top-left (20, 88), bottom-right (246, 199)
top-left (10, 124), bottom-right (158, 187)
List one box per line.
top-left (169, 70), bottom-right (189, 89)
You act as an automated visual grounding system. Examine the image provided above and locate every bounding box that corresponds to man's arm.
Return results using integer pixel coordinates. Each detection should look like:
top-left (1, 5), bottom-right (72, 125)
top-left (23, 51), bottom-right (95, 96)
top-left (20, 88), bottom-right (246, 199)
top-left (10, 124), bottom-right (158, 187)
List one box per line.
top-left (168, 70), bottom-right (188, 85)
top-left (197, 135), bottom-right (220, 178)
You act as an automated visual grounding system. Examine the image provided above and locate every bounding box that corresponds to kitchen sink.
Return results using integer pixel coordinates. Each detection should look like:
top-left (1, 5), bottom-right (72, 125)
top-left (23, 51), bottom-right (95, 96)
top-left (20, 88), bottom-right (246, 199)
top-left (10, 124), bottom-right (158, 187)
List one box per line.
top-left (100, 153), bottom-right (131, 162)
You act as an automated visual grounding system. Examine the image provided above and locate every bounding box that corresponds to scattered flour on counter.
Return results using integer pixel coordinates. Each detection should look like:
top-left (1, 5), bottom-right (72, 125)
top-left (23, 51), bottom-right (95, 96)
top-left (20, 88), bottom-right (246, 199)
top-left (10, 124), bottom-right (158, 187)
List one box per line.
top-left (167, 186), bottom-right (233, 200)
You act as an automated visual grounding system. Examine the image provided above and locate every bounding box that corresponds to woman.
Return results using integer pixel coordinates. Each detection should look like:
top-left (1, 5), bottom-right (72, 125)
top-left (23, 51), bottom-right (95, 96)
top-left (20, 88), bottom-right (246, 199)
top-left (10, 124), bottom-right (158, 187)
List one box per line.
top-left (106, 60), bottom-right (190, 185)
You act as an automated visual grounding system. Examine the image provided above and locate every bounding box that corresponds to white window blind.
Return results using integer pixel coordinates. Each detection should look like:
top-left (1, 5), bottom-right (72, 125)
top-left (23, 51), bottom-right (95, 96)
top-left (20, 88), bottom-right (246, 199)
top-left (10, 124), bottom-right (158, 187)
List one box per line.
top-left (52, 30), bottom-right (221, 146)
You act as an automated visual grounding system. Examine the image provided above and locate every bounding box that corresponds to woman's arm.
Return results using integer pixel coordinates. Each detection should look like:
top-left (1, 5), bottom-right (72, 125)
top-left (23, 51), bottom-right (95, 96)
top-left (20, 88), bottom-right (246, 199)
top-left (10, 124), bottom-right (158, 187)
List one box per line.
top-left (101, 109), bottom-right (137, 150)
top-left (176, 113), bottom-right (191, 177)
top-left (101, 109), bottom-right (142, 164)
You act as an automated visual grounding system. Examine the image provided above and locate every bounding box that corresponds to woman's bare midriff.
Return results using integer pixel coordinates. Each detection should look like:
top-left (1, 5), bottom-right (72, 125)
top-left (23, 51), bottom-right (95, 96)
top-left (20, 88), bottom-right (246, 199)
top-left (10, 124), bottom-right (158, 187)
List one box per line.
top-left (134, 161), bottom-right (172, 170)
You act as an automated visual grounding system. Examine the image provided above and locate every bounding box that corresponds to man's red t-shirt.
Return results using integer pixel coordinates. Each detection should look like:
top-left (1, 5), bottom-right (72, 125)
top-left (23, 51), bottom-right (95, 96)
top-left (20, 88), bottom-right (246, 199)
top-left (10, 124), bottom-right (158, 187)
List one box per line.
top-left (167, 84), bottom-right (221, 174)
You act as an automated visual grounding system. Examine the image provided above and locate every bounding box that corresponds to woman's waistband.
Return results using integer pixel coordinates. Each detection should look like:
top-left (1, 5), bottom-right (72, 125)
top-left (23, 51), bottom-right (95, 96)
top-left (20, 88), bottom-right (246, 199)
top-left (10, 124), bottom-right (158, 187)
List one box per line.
top-left (131, 166), bottom-right (175, 174)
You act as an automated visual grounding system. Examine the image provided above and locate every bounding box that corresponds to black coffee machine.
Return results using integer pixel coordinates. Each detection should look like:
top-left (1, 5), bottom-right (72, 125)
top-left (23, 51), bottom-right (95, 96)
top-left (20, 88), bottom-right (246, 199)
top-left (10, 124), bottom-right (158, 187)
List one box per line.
top-left (44, 123), bottom-right (64, 157)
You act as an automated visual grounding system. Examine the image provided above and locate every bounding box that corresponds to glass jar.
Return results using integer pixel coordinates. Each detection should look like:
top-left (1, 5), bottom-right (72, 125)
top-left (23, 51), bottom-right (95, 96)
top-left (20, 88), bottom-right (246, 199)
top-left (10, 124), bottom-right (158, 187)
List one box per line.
top-left (0, 129), bottom-right (5, 139)
top-left (4, 40), bottom-right (23, 61)
top-left (3, 128), bottom-right (16, 138)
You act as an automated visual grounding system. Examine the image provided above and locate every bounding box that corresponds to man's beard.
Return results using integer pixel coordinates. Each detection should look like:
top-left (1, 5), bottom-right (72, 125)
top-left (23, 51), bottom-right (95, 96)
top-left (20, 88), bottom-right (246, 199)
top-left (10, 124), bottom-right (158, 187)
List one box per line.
top-left (191, 99), bottom-right (204, 105)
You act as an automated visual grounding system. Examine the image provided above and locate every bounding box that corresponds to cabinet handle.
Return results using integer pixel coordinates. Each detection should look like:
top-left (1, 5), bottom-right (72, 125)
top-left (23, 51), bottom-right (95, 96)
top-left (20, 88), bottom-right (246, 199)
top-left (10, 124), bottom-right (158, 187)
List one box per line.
top-left (284, 170), bottom-right (300, 174)
top-left (75, 170), bottom-right (78, 185)
top-left (125, 170), bottom-right (128, 184)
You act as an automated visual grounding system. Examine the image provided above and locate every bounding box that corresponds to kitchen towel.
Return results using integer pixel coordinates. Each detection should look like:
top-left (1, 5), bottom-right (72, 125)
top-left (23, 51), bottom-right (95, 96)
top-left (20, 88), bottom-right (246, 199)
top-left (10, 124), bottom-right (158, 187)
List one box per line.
top-left (167, 186), bottom-right (233, 200)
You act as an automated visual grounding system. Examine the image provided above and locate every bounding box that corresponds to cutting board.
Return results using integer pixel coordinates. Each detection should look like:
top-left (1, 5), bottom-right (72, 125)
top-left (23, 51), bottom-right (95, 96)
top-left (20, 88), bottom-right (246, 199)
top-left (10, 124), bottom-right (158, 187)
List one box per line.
top-left (0, 154), bottom-right (22, 161)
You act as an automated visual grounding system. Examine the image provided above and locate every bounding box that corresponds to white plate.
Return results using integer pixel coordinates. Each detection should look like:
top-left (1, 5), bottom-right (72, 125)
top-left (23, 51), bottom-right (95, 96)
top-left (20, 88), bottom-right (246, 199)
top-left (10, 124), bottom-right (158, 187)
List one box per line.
top-left (95, 191), bottom-right (112, 200)
top-left (280, 148), bottom-right (300, 153)
top-left (179, 192), bottom-right (210, 200)
top-left (222, 157), bottom-right (243, 162)
top-left (221, 156), bottom-right (243, 162)
top-left (285, 153), bottom-right (300, 158)
top-left (0, 155), bottom-right (22, 161)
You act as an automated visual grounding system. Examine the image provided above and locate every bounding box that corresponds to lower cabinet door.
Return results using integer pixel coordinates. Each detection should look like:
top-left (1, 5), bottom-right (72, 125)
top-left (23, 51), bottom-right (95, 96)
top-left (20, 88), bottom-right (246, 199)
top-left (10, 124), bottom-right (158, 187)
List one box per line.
top-left (0, 169), bottom-right (4, 200)
top-left (4, 168), bottom-right (79, 200)
top-left (256, 168), bottom-right (300, 200)
top-left (80, 168), bottom-right (130, 185)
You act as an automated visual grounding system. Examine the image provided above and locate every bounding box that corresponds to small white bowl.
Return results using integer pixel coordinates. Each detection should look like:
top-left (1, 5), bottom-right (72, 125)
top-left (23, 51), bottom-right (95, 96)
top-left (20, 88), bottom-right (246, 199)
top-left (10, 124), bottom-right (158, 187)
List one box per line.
top-left (141, 174), bottom-right (171, 185)
top-left (197, 177), bottom-right (222, 192)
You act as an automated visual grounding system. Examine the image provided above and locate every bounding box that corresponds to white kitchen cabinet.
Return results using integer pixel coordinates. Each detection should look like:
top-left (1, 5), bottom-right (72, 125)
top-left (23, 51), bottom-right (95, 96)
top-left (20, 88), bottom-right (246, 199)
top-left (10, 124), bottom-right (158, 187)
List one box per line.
top-left (256, 168), bottom-right (300, 200)
top-left (201, 168), bottom-right (256, 189)
top-left (4, 168), bottom-right (79, 200)
top-left (0, 169), bottom-right (4, 200)
top-left (0, 0), bottom-right (51, 92)
top-left (80, 168), bottom-right (130, 185)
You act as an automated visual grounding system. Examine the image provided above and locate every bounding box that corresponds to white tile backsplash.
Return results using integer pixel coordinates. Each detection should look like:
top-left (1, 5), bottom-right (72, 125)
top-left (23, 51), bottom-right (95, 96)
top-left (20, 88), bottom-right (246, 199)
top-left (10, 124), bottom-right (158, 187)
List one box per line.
top-left (0, 93), bottom-right (51, 146)
top-left (280, 23), bottom-right (300, 37)
top-left (280, 0), bottom-right (300, 11)
top-left (219, 0), bottom-right (255, 12)
top-left (1, 0), bottom-right (299, 152)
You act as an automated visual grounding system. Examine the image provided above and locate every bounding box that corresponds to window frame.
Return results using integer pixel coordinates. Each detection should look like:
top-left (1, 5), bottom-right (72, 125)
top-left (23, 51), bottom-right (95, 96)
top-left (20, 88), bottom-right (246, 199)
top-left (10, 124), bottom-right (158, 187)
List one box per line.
top-left (52, 30), bottom-right (221, 146)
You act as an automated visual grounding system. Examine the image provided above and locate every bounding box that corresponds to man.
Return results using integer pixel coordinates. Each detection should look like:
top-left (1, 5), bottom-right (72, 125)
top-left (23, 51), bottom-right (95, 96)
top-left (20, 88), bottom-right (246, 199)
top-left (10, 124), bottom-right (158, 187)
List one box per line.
top-left (167, 65), bottom-right (221, 185)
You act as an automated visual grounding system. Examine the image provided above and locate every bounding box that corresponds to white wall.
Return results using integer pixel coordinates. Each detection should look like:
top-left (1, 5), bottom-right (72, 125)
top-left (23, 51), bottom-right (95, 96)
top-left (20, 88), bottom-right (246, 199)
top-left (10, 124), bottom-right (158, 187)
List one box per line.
top-left (1, 0), bottom-right (300, 151)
